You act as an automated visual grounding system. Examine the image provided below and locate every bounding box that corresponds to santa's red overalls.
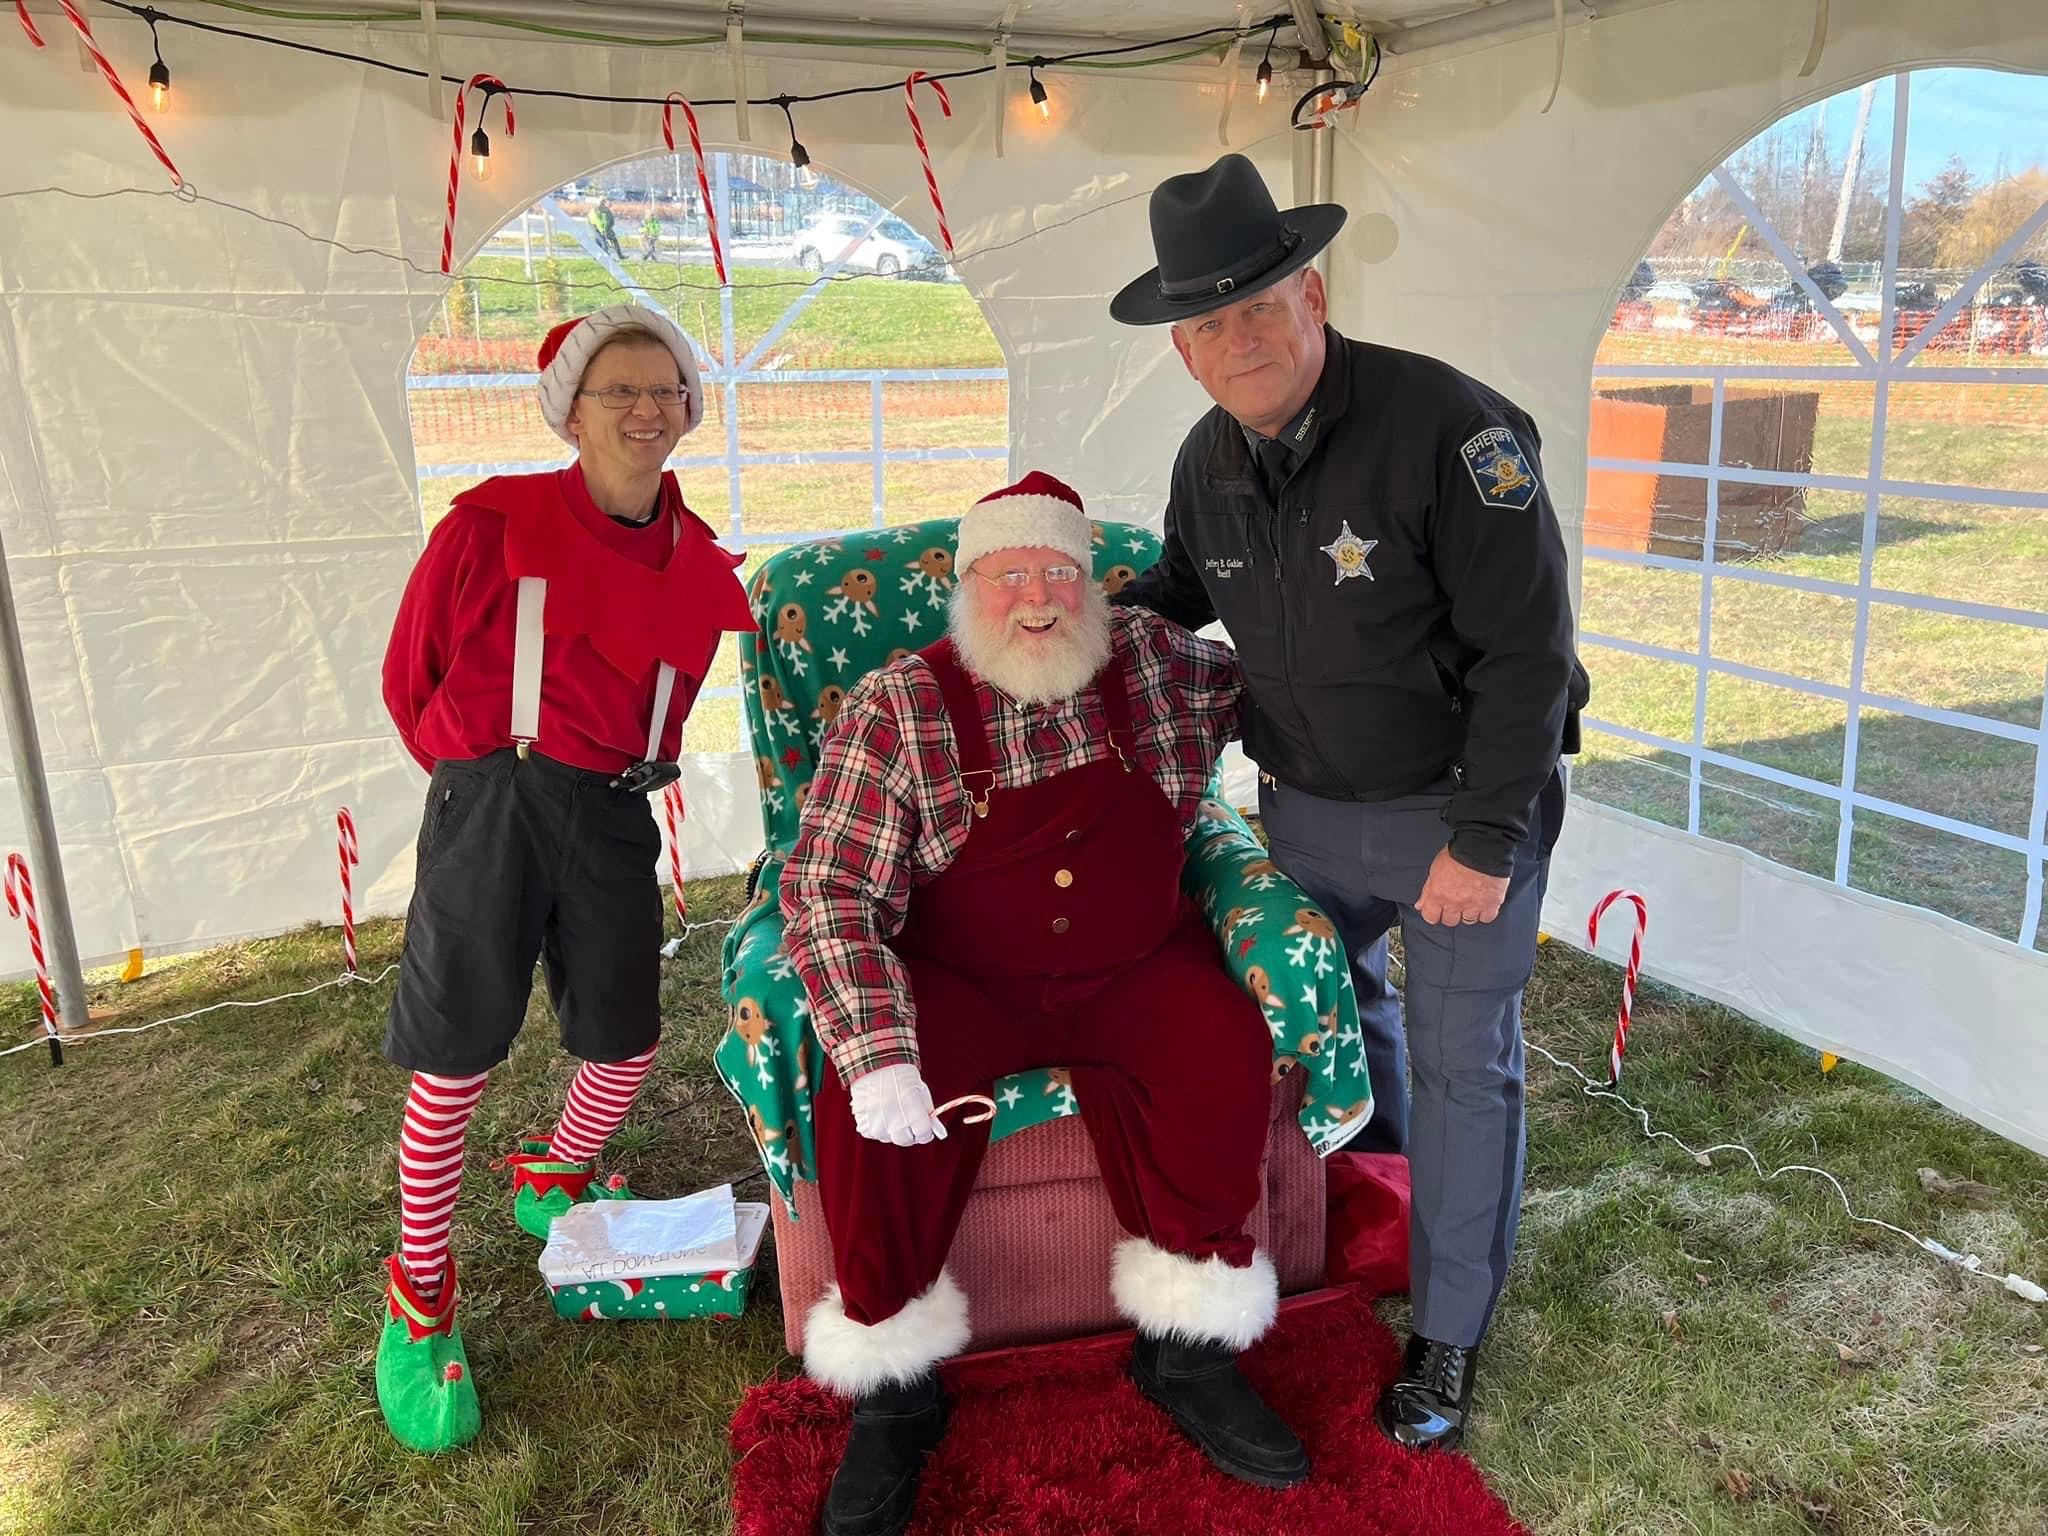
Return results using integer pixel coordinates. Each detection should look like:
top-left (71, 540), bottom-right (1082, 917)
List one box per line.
top-left (813, 636), bottom-right (1275, 1332)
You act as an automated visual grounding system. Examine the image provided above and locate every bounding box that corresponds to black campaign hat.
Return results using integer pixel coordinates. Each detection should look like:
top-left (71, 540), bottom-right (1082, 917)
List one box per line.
top-left (1110, 153), bottom-right (1347, 326)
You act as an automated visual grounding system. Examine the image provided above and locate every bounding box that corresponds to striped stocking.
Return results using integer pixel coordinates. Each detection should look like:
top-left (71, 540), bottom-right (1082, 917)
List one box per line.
top-left (548, 1045), bottom-right (658, 1164)
top-left (396, 1069), bottom-right (488, 1306)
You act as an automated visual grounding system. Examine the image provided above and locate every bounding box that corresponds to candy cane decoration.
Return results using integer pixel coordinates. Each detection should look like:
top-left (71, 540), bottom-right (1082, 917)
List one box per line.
top-left (5, 854), bottom-right (62, 1065)
top-left (441, 74), bottom-right (515, 275)
top-left (15, 0), bottom-right (45, 46)
top-left (337, 808), bottom-right (360, 976)
top-left (661, 781), bottom-right (687, 928)
top-left (1587, 888), bottom-right (1648, 1084)
top-left (55, 0), bottom-right (181, 186)
top-left (902, 71), bottom-right (956, 258)
top-left (661, 93), bottom-right (726, 285)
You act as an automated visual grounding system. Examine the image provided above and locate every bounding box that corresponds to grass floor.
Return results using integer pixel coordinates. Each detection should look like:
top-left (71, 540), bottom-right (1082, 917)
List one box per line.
top-left (2, 878), bottom-right (2043, 1535)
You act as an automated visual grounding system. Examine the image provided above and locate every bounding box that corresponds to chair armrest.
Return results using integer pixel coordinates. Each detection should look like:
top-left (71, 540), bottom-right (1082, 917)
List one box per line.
top-left (1181, 796), bottom-right (1376, 1156)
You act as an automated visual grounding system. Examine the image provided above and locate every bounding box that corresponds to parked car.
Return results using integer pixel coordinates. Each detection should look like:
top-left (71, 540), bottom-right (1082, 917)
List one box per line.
top-left (789, 213), bottom-right (940, 276)
top-left (1986, 260), bottom-right (2048, 307)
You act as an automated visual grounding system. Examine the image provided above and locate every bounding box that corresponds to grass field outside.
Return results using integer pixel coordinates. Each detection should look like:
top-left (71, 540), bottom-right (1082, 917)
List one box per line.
top-left (1, 890), bottom-right (2042, 1535)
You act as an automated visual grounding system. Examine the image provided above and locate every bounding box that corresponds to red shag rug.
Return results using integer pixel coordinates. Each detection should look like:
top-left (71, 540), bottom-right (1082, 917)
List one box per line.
top-left (729, 1287), bottom-right (1529, 1536)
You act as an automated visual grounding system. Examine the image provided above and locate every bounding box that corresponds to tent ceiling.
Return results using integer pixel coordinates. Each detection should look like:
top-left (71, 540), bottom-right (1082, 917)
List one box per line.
top-left (532, 0), bottom-right (1507, 47)
top-left (610, 2), bottom-right (1473, 35)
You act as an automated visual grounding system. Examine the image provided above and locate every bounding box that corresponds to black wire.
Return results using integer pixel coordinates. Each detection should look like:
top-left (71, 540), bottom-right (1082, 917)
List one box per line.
top-left (94, 1), bottom-right (1294, 112)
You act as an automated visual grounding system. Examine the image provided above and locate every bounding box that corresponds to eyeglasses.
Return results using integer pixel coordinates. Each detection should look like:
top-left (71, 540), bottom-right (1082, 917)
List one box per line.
top-left (970, 563), bottom-right (1085, 589)
top-left (578, 384), bottom-right (689, 409)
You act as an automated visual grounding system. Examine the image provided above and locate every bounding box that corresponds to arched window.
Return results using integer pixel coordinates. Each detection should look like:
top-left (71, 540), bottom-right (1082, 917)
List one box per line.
top-left (1580, 68), bottom-right (2048, 952)
top-left (405, 151), bottom-right (1008, 753)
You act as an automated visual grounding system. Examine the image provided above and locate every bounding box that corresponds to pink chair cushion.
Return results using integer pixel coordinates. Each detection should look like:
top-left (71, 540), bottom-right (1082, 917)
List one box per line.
top-left (771, 1074), bottom-right (1326, 1354)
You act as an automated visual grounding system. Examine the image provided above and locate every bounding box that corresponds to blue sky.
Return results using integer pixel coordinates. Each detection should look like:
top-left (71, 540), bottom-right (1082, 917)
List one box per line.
top-left (1794, 67), bottom-right (2048, 196)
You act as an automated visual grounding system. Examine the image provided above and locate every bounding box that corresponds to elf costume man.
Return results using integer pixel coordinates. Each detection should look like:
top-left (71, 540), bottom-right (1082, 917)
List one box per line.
top-left (781, 472), bottom-right (1310, 1536)
top-left (374, 304), bottom-right (753, 1452)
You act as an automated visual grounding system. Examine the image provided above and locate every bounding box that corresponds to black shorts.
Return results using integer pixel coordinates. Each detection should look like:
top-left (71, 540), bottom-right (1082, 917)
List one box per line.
top-left (383, 748), bottom-right (664, 1076)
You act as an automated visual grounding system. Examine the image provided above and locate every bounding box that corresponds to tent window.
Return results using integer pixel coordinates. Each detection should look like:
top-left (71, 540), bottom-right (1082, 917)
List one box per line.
top-left (1580, 68), bottom-right (2048, 951)
top-left (405, 151), bottom-right (1007, 753)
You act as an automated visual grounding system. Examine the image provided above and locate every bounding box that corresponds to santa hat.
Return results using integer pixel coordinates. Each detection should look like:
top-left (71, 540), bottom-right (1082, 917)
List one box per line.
top-left (535, 303), bottom-right (704, 446)
top-left (955, 471), bottom-right (1092, 575)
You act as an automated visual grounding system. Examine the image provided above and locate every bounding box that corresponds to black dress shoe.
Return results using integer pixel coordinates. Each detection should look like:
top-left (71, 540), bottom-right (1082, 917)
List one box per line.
top-left (1375, 1334), bottom-right (1477, 1452)
top-left (820, 1372), bottom-right (950, 1536)
top-left (1130, 1333), bottom-right (1310, 1489)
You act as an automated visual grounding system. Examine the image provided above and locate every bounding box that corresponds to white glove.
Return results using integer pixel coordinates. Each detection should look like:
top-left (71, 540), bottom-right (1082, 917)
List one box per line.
top-left (848, 1063), bottom-right (949, 1147)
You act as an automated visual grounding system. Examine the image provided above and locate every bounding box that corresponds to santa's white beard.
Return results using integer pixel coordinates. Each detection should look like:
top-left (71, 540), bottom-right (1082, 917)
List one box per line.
top-left (948, 582), bottom-right (1112, 705)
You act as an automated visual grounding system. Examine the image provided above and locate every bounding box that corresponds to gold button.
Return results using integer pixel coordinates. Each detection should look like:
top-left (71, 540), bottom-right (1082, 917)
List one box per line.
top-left (1051, 917), bottom-right (1070, 934)
top-left (1054, 869), bottom-right (1074, 888)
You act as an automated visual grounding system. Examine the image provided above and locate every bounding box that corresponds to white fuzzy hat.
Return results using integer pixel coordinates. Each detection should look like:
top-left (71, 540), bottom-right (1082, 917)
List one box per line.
top-left (534, 303), bottom-right (704, 446)
top-left (955, 471), bottom-right (1092, 574)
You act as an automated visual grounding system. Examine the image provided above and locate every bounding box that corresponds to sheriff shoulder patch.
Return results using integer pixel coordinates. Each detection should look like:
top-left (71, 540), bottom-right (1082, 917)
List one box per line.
top-left (1460, 425), bottom-right (1540, 511)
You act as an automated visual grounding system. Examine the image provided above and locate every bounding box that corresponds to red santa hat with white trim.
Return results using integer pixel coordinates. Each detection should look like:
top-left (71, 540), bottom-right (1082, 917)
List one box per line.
top-left (955, 471), bottom-right (1094, 574)
top-left (534, 303), bottom-right (705, 446)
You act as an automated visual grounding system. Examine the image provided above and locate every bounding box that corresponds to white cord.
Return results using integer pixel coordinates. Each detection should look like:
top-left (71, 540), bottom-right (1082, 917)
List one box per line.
top-left (1526, 1039), bottom-right (2046, 1305)
top-left (3, 913), bottom-right (746, 1059)
top-left (661, 914), bottom-right (738, 956)
top-left (0, 963), bottom-right (400, 1060)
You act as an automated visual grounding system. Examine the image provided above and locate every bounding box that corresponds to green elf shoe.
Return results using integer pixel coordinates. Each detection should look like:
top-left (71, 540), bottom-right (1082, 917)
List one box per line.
top-left (374, 1255), bottom-right (481, 1454)
top-left (505, 1139), bottom-right (639, 1241)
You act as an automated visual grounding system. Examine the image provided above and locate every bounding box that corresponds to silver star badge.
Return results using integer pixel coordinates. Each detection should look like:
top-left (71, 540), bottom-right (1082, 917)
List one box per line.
top-left (1320, 521), bottom-right (1378, 585)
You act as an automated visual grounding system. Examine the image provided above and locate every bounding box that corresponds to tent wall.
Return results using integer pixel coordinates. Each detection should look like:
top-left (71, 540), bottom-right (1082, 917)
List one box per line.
top-left (1316, 0), bottom-right (2048, 1156)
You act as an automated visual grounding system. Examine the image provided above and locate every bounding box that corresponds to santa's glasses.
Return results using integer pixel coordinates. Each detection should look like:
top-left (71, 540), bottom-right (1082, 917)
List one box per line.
top-left (970, 563), bottom-right (1084, 589)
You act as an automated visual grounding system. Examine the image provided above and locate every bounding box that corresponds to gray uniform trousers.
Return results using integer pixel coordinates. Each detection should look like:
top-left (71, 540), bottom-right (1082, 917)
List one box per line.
top-left (1257, 767), bottom-right (1559, 1349)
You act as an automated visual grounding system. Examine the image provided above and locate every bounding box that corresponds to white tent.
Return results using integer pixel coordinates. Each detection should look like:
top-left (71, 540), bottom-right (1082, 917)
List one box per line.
top-left (2, 0), bottom-right (2044, 1149)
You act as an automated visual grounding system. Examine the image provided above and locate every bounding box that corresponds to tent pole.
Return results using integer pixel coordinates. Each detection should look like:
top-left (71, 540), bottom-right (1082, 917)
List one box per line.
top-left (0, 522), bottom-right (92, 1045)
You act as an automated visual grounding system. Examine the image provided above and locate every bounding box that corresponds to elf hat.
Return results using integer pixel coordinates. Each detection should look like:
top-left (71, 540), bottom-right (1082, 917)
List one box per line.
top-left (535, 303), bottom-right (704, 446)
top-left (955, 471), bottom-right (1092, 575)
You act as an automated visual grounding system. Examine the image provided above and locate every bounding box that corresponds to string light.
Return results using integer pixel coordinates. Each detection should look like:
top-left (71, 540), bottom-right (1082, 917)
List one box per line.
top-left (468, 123), bottom-right (491, 181)
top-left (777, 97), bottom-right (818, 189)
top-left (144, 8), bottom-right (169, 111)
top-left (1255, 22), bottom-right (1278, 104)
top-left (1028, 60), bottom-right (1049, 121)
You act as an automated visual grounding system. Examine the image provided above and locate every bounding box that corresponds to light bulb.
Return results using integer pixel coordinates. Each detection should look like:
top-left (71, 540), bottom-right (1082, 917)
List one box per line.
top-left (469, 126), bottom-right (492, 183)
top-left (792, 141), bottom-right (817, 190)
top-left (148, 60), bottom-right (169, 112)
top-left (1029, 75), bottom-right (1049, 121)
top-left (1256, 59), bottom-right (1272, 103)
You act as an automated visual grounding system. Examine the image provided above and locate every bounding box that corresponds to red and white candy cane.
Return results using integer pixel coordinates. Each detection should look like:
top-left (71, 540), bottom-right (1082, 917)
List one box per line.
top-left (1587, 888), bottom-right (1649, 1083)
top-left (661, 93), bottom-right (727, 285)
top-left (440, 74), bottom-right (515, 274)
top-left (15, 0), bottom-right (45, 47)
top-left (661, 781), bottom-right (687, 928)
top-left (5, 853), bottom-right (62, 1065)
top-left (902, 71), bottom-right (956, 258)
top-left (55, 0), bottom-right (181, 186)
top-left (337, 808), bottom-right (360, 976)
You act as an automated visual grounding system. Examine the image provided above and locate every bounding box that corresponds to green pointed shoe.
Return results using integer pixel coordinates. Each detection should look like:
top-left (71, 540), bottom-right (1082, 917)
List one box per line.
top-left (505, 1139), bottom-right (639, 1241)
top-left (375, 1255), bottom-right (481, 1454)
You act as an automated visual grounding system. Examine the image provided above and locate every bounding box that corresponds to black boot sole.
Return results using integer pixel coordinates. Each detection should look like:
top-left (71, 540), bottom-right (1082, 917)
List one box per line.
top-left (818, 1396), bottom-right (951, 1536)
top-left (1128, 1363), bottom-right (1310, 1490)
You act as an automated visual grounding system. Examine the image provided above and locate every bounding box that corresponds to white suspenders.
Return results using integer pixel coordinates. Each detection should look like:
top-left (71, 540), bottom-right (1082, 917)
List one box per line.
top-left (509, 511), bottom-right (682, 766)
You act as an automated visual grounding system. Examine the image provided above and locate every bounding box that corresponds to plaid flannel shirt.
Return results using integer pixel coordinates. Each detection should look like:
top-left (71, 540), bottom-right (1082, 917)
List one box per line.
top-left (780, 606), bottom-right (1242, 1085)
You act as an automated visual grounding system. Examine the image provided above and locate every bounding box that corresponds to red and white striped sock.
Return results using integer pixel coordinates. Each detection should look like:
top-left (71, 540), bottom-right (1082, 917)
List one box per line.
top-left (548, 1045), bottom-right (658, 1165)
top-left (397, 1069), bottom-right (489, 1307)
